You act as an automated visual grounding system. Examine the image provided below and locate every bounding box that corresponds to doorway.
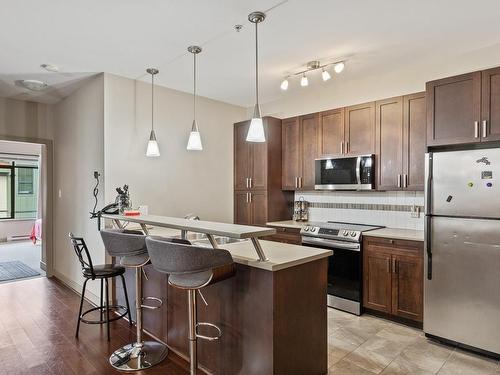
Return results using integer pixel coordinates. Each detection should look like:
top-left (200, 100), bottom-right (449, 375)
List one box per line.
top-left (0, 140), bottom-right (50, 283)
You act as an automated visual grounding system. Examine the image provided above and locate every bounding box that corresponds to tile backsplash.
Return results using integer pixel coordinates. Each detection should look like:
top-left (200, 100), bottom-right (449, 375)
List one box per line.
top-left (295, 190), bottom-right (424, 230)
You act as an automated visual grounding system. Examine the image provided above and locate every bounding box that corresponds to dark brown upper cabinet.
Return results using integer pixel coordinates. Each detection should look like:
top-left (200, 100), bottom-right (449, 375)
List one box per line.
top-left (481, 66), bottom-right (500, 142)
top-left (282, 113), bottom-right (320, 190)
top-left (282, 117), bottom-right (301, 190)
top-left (345, 102), bottom-right (376, 156)
top-left (376, 93), bottom-right (426, 191)
top-left (319, 108), bottom-right (344, 156)
top-left (403, 92), bottom-right (426, 190)
top-left (234, 117), bottom-right (293, 225)
top-left (376, 97), bottom-right (404, 190)
top-left (426, 72), bottom-right (481, 146)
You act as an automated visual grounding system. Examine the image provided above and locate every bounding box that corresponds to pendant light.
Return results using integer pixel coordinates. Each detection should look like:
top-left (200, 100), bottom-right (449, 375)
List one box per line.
top-left (146, 68), bottom-right (160, 157)
top-left (186, 46), bottom-right (203, 151)
top-left (246, 11), bottom-right (266, 143)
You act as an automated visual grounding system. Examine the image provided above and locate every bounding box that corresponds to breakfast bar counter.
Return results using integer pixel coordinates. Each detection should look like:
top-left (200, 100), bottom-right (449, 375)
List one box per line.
top-left (104, 214), bottom-right (331, 375)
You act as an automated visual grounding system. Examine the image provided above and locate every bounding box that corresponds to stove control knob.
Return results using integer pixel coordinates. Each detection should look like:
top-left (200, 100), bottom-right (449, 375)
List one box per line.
top-left (304, 226), bottom-right (309, 231)
top-left (350, 231), bottom-right (357, 237)
top-left (343, 230), bottom-right (349, 236)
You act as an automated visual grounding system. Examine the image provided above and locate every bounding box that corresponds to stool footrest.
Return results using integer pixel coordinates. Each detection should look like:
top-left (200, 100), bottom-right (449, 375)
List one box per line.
top-left (141, 296), bottom-right (163, 310)
top-left (80, 305), bottom-right (128, 325)
top-left (196, 322), bottom-right (222, 341)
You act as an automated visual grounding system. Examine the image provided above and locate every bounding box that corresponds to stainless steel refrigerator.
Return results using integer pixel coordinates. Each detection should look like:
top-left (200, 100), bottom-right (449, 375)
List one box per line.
top-left (424, 147), bottom-right (500, 356)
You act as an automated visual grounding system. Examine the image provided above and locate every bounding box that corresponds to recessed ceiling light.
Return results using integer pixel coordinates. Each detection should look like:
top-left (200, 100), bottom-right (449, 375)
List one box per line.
top-left (20, 79), bottom-right (48, 91)
top-left (40, 63), bottom-right (59, 72)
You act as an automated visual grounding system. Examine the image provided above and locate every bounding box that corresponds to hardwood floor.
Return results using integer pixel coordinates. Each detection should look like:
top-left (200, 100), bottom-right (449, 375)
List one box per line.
top-left (0, 276), bottom-right (190, 375)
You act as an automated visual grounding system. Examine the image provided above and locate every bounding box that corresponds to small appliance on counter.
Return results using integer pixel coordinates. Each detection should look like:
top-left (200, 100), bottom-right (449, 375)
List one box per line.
top-left (292, 196), bottom-right (309, 221)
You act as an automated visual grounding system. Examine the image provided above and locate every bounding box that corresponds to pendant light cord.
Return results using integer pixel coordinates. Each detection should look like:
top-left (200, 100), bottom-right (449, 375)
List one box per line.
top-left (151, 72), bottom-right (154, 131)
top-left (255, 21), bottom-right (259, 107)
top-left (193, 52), bottom-right (197, 123)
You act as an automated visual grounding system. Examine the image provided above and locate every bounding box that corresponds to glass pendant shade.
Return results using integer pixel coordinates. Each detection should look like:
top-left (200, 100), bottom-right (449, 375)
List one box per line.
top-left (187, 120), bottom-right (203, 150)
top-left (146, 130), bottom-right (160, 157)
top-left (246, 104), bottom-right (265, 142)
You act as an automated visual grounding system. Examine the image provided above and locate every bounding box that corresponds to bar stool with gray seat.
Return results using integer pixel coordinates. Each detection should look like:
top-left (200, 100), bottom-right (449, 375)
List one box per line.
top-left (146, 236), bottom-right (236, 375)
top-left (100, 229), bottom-right (168, 371)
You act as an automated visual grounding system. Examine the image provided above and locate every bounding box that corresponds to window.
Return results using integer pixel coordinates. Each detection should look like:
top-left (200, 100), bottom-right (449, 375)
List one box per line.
top-left (17, 168), bottom-right (34, 194)
top-left (0, 160), bottom-right (39, 219)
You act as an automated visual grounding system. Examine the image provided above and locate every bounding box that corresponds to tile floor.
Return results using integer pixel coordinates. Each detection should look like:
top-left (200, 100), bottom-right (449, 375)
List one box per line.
top-left (327, 308), bottom-right (500, 374)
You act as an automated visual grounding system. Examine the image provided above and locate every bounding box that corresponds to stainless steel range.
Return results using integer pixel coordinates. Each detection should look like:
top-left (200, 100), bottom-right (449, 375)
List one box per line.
top-left (300, 221), bottom-right (384, 315)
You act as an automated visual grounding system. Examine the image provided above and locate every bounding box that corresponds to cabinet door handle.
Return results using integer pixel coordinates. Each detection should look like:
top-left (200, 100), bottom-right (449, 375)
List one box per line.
top-left (387, 258), bottom-right (391, 273)
top-left (299, 177), bottom-right (302, 189)
top-left (246, 192), bottom-right (249, 203)
top-left (295, 177), bottom-right (298, 189)
top-left (246, 178), bottom-right (249, 188)
top-left (249, 192), bottom-right (252, 203)
top-left (482, 120), bottom-right (488, 138)
top-left (346, 141), bottom-right (349, 154)
top-left (397, 174), bottom-right (401, 188)
top-left (474, 121), bottom-right (479, 138)
top-left (403, 174), bottom-right (408, 188)
top-left (340, 141), bottom-right (344, 154)
top-left (392, 258), bottom-right (398, 274)
top-left (249, 178), bottom-right (252, 189)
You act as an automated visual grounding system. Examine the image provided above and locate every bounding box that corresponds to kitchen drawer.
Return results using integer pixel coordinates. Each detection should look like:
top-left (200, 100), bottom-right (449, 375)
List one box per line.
top-left (364, 236), bottom-right (423, 256)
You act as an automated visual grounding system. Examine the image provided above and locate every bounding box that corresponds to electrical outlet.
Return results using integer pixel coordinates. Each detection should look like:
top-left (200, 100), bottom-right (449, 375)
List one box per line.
top-left (410, 204), bottom-right (420, 218)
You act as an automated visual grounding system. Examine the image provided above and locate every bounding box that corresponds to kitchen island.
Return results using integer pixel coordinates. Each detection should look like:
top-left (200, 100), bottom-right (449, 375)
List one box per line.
top-left (103, 214), bottom-right (332, 375)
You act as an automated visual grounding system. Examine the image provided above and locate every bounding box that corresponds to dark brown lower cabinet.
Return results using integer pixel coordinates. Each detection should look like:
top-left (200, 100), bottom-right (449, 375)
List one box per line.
top-left (363, 236), bottom-right (423, 323)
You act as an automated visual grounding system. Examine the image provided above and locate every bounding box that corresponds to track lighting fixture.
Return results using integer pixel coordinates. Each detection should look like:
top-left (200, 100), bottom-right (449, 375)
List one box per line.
top-left (280, 59), bottom-right (345, 90)
top-left (334, 62), bottom-right (345, 74)
top-left (300, 73), bottom-right (308, 87)
top-left (322, 68), bottom-right (331, 82)
top-left (280, 78), bottom-right (289, 91)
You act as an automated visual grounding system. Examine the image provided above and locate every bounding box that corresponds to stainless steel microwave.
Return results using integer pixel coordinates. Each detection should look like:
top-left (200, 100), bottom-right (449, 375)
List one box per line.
top-left (315, 155), bottom-right (375, 190)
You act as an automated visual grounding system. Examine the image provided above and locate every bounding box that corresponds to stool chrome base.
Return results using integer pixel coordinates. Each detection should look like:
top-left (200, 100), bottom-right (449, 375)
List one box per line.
top-left (109, 341), bottom-right (168, 371)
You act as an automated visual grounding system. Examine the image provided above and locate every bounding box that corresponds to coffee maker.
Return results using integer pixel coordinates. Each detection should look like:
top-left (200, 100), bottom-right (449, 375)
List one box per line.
top-left (292, 196), bottom-right (309, 221)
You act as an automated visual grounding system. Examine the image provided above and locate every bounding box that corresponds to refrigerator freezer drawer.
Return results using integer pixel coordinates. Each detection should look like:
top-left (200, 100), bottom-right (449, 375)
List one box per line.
top-left (424, 216), bottom-right (500, 354)
top-left (430, 148), bottom-right (500, 218)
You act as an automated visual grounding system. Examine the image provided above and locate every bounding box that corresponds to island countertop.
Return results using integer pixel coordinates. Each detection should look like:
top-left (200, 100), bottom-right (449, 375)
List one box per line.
top-left (107, 224), bottom-right (331, 272)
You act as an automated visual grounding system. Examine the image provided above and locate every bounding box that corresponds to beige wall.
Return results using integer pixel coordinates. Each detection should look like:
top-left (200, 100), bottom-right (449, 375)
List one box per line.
top-left (0, 98), bottom-right (53, 140)
top-left (258, 49), bottom-right (500, 119)
top-left (0, 99), bottom-right (53, 271)
top-left (104, 73), bottom-right (246, 223)
top-left (52, 74), bottom-right (105, 298)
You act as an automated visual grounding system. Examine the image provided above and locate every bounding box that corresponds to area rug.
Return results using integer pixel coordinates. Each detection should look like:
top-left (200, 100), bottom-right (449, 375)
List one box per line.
top-left (0, 260), bottom-right (40, 282)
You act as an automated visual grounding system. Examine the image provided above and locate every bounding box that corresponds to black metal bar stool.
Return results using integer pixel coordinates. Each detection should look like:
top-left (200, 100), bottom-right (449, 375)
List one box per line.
top-left (146, 236), bottom-right (236, 375)
top-left (69, 233), bottom-right (132, 342)
top-left (100, 229), bottom-right (167, 371)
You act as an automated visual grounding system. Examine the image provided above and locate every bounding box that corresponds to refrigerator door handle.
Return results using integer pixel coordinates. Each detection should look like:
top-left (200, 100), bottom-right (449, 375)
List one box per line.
top-left (426, 215), bottom-right (432, 280)
top-left (424, 153), bottom-right (433, 215)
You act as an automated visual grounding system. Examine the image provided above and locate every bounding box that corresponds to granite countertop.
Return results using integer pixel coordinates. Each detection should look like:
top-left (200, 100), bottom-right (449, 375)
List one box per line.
top-left (364, 228), bottom-right (424, 242)
top-left (267, 220), bottom-right (424, 242)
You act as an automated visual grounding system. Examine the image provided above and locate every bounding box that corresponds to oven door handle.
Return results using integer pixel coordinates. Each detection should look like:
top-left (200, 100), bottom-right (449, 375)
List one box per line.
top-left (302, 236), bottom-right (361, 251)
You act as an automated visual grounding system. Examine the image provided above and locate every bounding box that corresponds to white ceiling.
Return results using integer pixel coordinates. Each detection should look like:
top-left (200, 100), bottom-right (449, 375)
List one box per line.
top-left (1, 0), bottom-right (500, 106)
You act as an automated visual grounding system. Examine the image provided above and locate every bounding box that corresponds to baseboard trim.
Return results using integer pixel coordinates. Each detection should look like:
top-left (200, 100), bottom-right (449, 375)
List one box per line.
top-left (52, 270), bottom-right (100, 306)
